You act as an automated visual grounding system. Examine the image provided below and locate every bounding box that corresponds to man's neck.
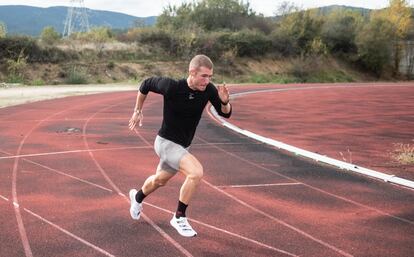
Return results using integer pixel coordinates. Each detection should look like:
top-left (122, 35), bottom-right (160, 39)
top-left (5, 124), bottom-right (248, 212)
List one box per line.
top-left (187, 77), bottom-right (196, 91)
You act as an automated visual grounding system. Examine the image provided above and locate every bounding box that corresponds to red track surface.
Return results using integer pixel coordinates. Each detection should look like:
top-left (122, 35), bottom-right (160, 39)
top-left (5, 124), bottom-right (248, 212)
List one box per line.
top-left (1, 83), bottom-right (414, 257)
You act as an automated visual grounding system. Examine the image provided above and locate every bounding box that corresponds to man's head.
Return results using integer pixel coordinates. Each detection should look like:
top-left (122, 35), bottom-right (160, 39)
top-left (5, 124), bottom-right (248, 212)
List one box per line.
top-left (188, 55), bottom-right (213, 91)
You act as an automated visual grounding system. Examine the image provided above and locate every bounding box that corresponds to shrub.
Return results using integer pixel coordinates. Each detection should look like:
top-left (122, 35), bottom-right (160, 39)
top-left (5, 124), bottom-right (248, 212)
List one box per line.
top-left (0, 36), bottom-right (71, 63)
top-left (40, 26), bottom-right (60, 45)
top-left (391, 143), bottom-right (414, 165)
top-left (65, 66), bottom-right (88, 84)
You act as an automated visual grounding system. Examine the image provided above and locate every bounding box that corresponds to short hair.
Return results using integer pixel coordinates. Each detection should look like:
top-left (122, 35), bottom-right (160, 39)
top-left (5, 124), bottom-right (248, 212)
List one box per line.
top-left (189, 54), bottom-right (213, 71)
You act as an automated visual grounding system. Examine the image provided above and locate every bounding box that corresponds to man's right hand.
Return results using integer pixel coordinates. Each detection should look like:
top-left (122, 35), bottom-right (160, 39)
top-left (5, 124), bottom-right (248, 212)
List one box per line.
top-left (129, 111), bottom-right (143, 130)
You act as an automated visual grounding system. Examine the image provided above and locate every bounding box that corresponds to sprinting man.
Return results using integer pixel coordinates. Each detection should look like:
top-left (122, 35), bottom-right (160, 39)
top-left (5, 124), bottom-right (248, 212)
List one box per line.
top-left (128, 54), bottom-right (232, 237)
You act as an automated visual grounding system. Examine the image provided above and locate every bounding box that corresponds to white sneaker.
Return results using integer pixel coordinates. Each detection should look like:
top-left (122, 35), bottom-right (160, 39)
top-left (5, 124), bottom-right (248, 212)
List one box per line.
top-left (129, 189), bottom-right (143, 220)
top-left (170, 214), bottom-right (197, 237)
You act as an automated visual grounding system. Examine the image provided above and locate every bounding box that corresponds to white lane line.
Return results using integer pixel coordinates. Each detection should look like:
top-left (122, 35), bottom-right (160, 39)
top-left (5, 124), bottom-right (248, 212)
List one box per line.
top-left (0, 146), bottom-right (151, 160)
top-left (140, 212), bottom-right (194, 257)
top-left (195, 135), bottom-right (353, 256)
top-left (143, 202), bottom-right (298, 256)
top-left (24, 208), bottom-right (115, 257)
top-left (0, 150), bottom-right (113, 192)
top-left (203, 179), bottom-right (353, 257)
top-left (1, 194), bottom-right (9, 201)
top-left (24, 158), bottom-right (113, 193)
top-left (217, 182), bottom-right (303, 188)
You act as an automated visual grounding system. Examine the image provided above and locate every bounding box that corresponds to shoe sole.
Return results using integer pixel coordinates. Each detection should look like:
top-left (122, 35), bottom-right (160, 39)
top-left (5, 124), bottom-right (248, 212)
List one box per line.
top-left (170, 219), bottom-right (197, 237)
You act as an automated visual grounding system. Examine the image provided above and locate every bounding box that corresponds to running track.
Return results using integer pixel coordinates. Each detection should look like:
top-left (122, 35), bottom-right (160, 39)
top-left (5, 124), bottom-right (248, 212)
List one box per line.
top-left (1, 83), bottom-right (413, 257)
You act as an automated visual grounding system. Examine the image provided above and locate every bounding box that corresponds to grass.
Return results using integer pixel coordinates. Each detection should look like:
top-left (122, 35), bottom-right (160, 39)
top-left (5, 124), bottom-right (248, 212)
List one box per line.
top-left (391, 143), bottom-right (414, 165)
top-left (30, 79), bottom-right (45, 86)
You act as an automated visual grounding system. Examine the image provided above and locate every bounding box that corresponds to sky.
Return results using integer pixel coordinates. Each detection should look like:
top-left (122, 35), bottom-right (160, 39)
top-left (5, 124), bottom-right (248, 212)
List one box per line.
top-left (0, 0), bottom-right (402, 17)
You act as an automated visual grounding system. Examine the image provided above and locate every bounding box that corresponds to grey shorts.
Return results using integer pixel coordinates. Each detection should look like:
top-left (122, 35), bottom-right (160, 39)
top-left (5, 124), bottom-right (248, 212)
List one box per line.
top-left (154, 135), bottom-right (189, 174)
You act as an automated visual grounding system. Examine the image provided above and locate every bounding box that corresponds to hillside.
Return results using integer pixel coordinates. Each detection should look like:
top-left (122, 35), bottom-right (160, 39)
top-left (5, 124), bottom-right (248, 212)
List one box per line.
top-left (0, 5), bottom-right (156, 36)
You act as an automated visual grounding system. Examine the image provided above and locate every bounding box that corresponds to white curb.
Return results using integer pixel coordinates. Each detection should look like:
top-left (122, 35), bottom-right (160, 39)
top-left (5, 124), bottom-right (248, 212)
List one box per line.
top-left (209, 85), bottom-right (414, 190)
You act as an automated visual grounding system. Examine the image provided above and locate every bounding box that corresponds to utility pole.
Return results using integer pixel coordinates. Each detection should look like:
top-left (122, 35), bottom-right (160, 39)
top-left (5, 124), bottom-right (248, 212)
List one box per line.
top-left (63, 0), bottom-right (90, 37)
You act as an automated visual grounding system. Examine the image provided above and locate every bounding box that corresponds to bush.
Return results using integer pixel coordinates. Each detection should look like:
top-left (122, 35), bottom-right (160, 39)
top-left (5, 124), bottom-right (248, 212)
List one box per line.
top-left (40, 26), bottom-right (60, 45)
top-left (65, 66), bottom-right (88, 84)
top-left (0, 36), bottom-right (72, 63)
top-left (225, 30), bottom-right (272, 57)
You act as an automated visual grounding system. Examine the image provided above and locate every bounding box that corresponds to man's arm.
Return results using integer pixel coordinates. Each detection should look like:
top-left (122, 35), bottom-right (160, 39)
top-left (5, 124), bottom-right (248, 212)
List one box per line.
top-left (128, 90), bottom-right (147, 130)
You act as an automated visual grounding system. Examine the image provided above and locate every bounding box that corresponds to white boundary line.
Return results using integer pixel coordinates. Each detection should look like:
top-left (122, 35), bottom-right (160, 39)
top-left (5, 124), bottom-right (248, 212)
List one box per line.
top-left (209, 85), bottom-right (414, 190)
top-left (0, 194), bottom-right (9, 201)
top-left (217, 182), bottom-right (303, 188)
top-left (24, 208), bottom-right (115, 257)
top-left (0, 146), bottom-right (152, 160)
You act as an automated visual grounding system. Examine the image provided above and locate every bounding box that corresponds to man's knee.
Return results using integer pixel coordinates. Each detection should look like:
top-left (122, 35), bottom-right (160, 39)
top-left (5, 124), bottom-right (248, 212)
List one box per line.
top-left (180, 153), bottom-right (204, 180)
top-left (188, 164), bottom-right (203, 181)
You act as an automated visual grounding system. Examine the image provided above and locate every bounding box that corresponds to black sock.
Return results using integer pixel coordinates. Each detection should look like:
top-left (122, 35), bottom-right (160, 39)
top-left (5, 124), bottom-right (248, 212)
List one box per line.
top-left (135, 189), bottom-right (146, 203)
top-left (175, 201), bottom-right (188, 218)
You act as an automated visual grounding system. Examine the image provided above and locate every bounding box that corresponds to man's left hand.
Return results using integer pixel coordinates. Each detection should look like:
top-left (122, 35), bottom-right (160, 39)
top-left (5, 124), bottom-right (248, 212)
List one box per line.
top-left (217, 83), bottom-right (229, 105)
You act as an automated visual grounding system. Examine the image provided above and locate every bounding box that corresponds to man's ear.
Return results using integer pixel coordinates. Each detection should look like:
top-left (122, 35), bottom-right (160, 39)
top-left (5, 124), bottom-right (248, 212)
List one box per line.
top-left (189, 68), bottom-right (197, 77)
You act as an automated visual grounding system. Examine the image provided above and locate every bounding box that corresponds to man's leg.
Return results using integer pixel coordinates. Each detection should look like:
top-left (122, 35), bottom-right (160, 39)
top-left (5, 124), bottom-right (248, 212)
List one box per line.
top-left (142, 169), bottom-right (175, 196)
top-left (178, 153), bottom-right (203, 206)
top-left (130, 169), bottom-right (175, 220)
top-left (170, 153), bottom-right (203, 237)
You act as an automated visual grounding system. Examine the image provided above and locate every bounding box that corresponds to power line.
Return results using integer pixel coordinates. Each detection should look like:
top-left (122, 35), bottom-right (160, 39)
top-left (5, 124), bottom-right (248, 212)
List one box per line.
top-left (63, 0), bottom-right (90, 37)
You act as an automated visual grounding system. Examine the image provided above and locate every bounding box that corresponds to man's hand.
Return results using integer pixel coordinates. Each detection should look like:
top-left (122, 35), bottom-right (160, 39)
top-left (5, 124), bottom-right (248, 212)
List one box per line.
top-left (129, 111), bottom-right (143, 130)
top-left (217, 83), bottom-right (229, 105)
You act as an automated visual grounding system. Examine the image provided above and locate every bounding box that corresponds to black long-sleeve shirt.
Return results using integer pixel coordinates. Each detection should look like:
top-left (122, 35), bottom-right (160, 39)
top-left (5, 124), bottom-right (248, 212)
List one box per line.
top-left (140, 77), bottom-right (232, 147)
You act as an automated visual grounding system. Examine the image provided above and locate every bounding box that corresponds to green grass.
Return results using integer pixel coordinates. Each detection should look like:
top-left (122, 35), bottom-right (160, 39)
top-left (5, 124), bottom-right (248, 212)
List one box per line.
top-left (30, 79), bottom-right (45, 86)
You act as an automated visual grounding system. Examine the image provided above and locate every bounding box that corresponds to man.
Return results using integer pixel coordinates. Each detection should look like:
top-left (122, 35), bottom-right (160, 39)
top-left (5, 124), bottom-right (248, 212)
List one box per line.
top-left (128, 54), bottom-right (232, 237)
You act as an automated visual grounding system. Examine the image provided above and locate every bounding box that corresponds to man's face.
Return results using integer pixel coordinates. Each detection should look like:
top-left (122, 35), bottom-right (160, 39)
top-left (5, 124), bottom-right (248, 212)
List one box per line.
top-left (190, 66), bottom-right (213, 91)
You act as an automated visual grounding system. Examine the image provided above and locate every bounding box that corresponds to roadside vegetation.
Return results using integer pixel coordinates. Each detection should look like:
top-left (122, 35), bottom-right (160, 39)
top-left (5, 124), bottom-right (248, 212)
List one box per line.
top-left (392, 143), bottom-right (414, 165)
top-left (0, 0), bottom-right (413, 85)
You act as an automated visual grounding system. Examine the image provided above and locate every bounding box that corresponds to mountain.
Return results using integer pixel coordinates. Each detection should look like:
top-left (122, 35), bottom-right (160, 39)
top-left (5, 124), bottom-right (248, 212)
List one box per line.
top-left (315, 5), bottom-right (372, 16)
top-left (0, 5), bottom-right (156, 36)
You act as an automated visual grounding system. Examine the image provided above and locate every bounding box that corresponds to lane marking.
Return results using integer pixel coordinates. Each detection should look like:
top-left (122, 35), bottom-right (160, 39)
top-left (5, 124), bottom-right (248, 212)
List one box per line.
top-left (203, 179), bottom-right (353, 257)
top-left (0, 143), bottom-right (251, 161)
top-left (0, 146), bottom-right (152, 160)
top-left (196, 136), bottom-right (355, 256)
top-left (217, 182), bottom-right (303, 188)
top-left (24, 208), bottom-right (115, 257)
top-left (198, 135), bottom-right (414, 226)
top-left (144, 202), bottom-right (298, 256)
top-left (1, 149), bottom-right (113, 192)
top-left (8, 95), bottom-right (131, 257)
top-left (1, 194), bottom-right (9, 201)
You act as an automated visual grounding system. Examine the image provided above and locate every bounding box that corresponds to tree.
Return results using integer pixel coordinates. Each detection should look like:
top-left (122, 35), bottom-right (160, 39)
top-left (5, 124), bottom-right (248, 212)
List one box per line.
top-left (373, 0), bottom-right (413, 74)
top-left (0, 21), bottom-right (7, 38)
top-left (40, 26), bottom-right (60, 45)
top-left (321, 9), bottom-right (363, 53)
top-left (156, 0), bottom-right (264, 32)
top-left (356, 17), bottom-right (394, 76)
top-left (274, 9), bottom-right (324, 56)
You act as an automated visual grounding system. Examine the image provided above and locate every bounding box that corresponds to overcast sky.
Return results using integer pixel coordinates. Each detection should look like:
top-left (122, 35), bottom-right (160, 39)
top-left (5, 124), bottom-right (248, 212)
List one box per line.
top-left (0, 0), bottom-right (403, 17)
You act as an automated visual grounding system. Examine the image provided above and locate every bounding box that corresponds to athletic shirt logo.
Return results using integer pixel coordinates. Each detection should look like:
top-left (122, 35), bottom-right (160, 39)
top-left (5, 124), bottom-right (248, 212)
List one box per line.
top-left (189, 93), bottom-right (195, 100)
